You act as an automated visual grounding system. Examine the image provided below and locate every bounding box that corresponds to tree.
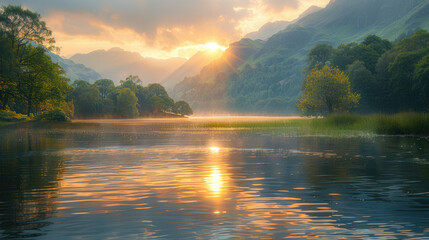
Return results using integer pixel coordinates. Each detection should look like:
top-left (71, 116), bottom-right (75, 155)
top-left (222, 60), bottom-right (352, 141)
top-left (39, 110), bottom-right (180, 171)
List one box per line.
top-left (0, 5), bottom-right (56, 55)
top-left (174, 101), bottom-right (193, 116)
top-left (297, 66), bottom-right (360, 116)
top-left (117, 88), bottom-right (138, 118)
top-left (414, 55), bottom-right (429, 105)
top-left (71, 80), bottom-right (101, 118)
top-left (307, 43), bottom-right (334, 70)
top-left (0, 36), bottom-right (17, 109)
top-left (346, 61), bottom-right (375, 111)
top-left (0, 5), bottom-right (67, 115)
top-left (149, 95), bottom-right (166, 114)
top-left (94, 79), bottom-right (115, 98)
top-left (17, 46), bottom-right (68, 116)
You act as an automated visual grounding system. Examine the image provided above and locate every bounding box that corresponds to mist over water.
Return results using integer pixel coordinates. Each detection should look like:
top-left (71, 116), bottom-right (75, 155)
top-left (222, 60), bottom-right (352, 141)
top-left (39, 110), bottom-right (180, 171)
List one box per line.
top-left (1, 119), bottom-right (428, 239)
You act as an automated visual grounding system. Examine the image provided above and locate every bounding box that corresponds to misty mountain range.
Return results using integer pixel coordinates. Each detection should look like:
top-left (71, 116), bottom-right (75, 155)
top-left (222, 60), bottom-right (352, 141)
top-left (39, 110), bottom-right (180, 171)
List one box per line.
top-left (51, 0), bottom-right (429, 113)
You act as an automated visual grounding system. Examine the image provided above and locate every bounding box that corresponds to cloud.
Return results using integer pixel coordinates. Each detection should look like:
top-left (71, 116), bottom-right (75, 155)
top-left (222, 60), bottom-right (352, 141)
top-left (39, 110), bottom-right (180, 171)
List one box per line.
top-left (3, 0), bottom-right (251, 47)
top-left (0, 0), bottom-right (328, 58)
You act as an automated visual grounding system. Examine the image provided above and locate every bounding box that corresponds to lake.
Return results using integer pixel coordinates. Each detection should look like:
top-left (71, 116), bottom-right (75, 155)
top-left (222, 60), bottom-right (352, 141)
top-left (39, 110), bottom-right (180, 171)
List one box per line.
top-left (1, 118), bottom-right (428, 239)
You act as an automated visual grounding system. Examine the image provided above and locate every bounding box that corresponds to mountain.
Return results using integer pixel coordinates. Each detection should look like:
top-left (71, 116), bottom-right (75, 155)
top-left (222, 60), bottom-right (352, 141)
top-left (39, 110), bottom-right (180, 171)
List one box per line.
top-left (173, 38), bottom-right (265, 111)
top-left (244, 6), bottom-right (321, 40)
top-left (47, 52), bottom-right (102, 83)
top-left (70, 48), bottom-right (186, 85)
top-left (172, 0), bottom-right (429, 114)
top-left (245, 21), bottom-right (291, 40)
top-left (161, 49), bottom-right (224, 91)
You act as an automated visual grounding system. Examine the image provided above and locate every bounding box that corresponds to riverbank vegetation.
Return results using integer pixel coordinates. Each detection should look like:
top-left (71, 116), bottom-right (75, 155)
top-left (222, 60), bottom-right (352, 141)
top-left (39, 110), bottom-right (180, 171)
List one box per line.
top-left (202, 113), bottom-right (429, 136)
top-left (0, 5), bottom-right (192, 122)
top-left (302, 31), bottom-right (429, 114)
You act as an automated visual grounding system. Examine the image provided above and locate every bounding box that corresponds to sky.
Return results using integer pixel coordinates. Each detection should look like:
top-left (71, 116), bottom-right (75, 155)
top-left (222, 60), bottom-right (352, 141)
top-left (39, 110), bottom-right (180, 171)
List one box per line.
top-left (1, 0), bottom-right (330, 59)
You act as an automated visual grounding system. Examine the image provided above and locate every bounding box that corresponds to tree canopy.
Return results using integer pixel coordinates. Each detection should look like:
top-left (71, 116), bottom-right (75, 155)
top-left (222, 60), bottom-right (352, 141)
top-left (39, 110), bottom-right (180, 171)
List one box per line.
top-left (297, 66), bottom-right (360, 116)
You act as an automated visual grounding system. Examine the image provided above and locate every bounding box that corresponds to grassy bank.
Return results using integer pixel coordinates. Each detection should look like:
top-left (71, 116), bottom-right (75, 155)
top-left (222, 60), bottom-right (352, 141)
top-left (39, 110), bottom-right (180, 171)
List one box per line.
top-left (201, 113), bottom-right (429, 136)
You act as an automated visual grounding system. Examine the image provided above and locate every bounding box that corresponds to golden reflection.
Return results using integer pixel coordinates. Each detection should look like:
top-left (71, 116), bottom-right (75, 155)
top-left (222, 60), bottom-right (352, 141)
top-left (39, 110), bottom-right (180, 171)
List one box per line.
top-left (209, 146), bottom-right (220, 153)
top-left (205, 167), bottom-right (223, 197)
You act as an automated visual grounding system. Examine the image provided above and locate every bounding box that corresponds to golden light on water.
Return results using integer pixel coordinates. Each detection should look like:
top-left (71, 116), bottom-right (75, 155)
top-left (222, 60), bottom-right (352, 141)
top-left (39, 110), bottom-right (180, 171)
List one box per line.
top-left (206, 167), bottom-right (223, 197)
top-left (209, 147), bottom-right (220, 153)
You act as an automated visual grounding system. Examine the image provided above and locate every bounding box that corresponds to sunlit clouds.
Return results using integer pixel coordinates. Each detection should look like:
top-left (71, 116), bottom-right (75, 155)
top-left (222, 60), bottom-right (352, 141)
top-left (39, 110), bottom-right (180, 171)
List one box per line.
top-left (1, 0), bottom-right (329, 58)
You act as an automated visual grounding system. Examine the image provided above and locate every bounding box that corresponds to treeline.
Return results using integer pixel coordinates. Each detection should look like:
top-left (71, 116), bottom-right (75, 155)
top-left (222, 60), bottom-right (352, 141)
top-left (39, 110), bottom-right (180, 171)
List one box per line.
top-left (306, 30), bottom-right (429, 113)
top-left (71, 76), bottom-right (192, 119)
top-left (0, 5), bottom-right (191, 120)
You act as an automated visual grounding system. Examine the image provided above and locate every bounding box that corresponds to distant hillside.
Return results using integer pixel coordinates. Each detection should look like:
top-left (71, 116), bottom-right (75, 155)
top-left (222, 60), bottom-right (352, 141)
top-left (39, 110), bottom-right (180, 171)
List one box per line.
top-left (173, 38), bottom-right (265, 111)
top-left (161, 49), bottom-right (224, 91)
top-left (71, 48), bottom-right (186, 85)
top-left (172, 0), bottom-right (429, 114)
top-left (245, 21), bottom-right (291, 40)
top-left (47, 52), bottom-right (102, 83)
top-left (244, 6), bottom-right (321, 40)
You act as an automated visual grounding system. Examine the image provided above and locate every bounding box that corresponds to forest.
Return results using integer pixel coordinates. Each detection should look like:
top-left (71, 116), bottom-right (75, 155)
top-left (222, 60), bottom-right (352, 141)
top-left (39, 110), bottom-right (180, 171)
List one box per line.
top-left (0, 5), bottom-right (192, 121)
top-left (303, 31), bottom-right (429, 114)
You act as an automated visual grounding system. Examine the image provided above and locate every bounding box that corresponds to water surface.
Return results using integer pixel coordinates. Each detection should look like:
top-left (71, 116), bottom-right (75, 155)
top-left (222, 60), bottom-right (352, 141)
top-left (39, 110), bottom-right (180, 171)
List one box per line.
top-left (1, 119), bottom-right (428, 239)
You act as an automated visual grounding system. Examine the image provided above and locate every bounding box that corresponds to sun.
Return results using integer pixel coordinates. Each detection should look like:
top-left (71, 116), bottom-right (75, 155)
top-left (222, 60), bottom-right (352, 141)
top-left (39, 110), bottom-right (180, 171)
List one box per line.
top-left (202, 42), bottom-right (227, 52)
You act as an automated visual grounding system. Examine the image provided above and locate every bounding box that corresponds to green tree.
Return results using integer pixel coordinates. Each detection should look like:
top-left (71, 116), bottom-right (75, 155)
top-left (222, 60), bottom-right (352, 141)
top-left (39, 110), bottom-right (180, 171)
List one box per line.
top-left (147, 83), bottom-right (175, 111)
top-left (117, 88), bottom-right (138, 118)
top-left (174, 101), bottom-right (193, 116)
top-left (346, 61), bottom-right (375, 111)
top-left (0, 5), bottom-right (67, 115)
top-left (17, 46), bottom-right (68, 116)
top-left (71, 80), bottom-right (101, 118)
top-left (0, 5), bottom-right (56, 53)
top-left (94, 79), bottom-right (115, 98)
top-left (297, 66), bottom-right (360, 116)
top-left (307, 43), bottom-right (334, 70)
top-left (414, 55), bottom-right (429, 105)
top-left (0, 36), bottom-right (17, 109)
top-left (149, 95), bottom-right (166, 114)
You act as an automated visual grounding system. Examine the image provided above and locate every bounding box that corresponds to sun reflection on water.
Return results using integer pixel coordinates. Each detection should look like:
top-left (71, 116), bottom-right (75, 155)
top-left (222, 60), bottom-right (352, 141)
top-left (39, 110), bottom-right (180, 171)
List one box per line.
top-left (209, 146), bottom-right (220, 153)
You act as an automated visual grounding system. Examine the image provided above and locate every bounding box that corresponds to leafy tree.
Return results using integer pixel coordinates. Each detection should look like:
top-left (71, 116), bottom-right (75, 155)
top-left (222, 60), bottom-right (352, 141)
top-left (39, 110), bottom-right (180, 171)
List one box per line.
top-left (174, 101), bottom-right (193, 116)
top-left (0, 5), bottom-right (68, 116)
top-left (414, 55), bottom-right (429, 105)
top-left (117, 88), bottom-right (138, 118)
top-left (307, 43), bottom-right (334, 70)
top-left (297, 66), bottom-right (360, 116)
top-left (149, 96), bottom-right (166, 113)
top-left (94, 79), bottom-right (115, 98)
top-left (147, 83), bottom-right (175, 111)
top-left (120, 75), bottom-right (141, 93)
top-left (0, 5), bottom-right (56, 53)
top-left (0, 36), bottom-right (17, 109)
top-left (331, 43), bottom-right (359, 71)
top-left (346, 61), bottom-right (375, 111)
top-left (71, 80), bottom-right (101, 118)
top-left (17, 46), bottom-right (68, 115)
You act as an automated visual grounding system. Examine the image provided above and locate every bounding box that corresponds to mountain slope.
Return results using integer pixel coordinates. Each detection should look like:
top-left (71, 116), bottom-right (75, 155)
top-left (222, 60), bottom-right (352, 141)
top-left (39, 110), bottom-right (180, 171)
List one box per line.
top-left (47, 52), bottom-right (102, 83)
top-left (161, 49), bottom-right (224, 91)
top-left (172, 0), bottom-right (429, 114)
top-left (71, 48), bottom-right (186, 85)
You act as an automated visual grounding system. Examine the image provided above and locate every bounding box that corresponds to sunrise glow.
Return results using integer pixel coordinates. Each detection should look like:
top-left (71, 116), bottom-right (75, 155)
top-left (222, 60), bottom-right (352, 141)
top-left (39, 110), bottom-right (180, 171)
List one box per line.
top-left (202, 42), bottom-right (227, 52)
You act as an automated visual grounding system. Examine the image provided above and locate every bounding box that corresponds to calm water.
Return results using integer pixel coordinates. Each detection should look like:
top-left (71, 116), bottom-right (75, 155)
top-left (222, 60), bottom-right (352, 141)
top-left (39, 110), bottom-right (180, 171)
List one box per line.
top-left (0, 119), bottom-right (428, 239)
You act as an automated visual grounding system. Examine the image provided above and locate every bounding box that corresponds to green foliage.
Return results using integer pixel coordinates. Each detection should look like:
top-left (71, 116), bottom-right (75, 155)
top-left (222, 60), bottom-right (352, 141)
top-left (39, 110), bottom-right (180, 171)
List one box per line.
top-left (71, 80), bottom-right (101, 118)
top-left (36, 109), bottom-right (70, 122)
top-left (200, 113), bottom-right (429, 136)
top-left (374, 113), bottom-right (429, 135)
top-left (297, 66), bottom-right (360, 116)
top-left (117, 88), bottom-right (139, 118)
top-left (0, 5), bottom-right (69, 116)
top-left (0, 110), bottom-right (28, 122)
top-left (307, 43), bottom-right (334, 70)
top-left (174, 101), bottom-right (193, 116)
